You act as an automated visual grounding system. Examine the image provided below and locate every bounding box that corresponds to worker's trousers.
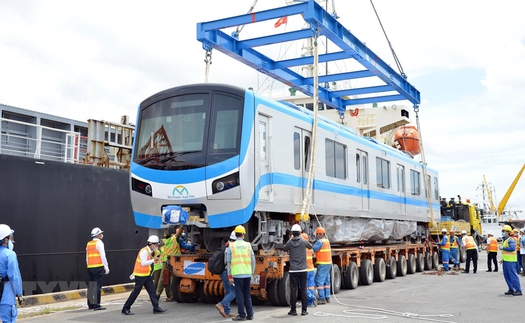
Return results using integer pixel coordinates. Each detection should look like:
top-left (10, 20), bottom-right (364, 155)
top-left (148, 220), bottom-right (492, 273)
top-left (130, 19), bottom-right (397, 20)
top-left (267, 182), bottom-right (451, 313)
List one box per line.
top-left (440, 250), bottom-right (450, 270)
top-left (487, 252), bottom-right (498, 271)
top-left (123, 275), bottom-right (160, 310)
top-left (449, 248), bottom-right (459, 266)
top-left (87, 266), bottom-right (104, 308)
top-left (314, 264), bottom-right (331, 300)
top-left (465, 249), bottom-right (478, 273)
top-left (306, 270), bottom-right (316, 306)
top-left (503, 261), bottom-right (522, 292)
top-left (0, 304), bottom-right (17, 323)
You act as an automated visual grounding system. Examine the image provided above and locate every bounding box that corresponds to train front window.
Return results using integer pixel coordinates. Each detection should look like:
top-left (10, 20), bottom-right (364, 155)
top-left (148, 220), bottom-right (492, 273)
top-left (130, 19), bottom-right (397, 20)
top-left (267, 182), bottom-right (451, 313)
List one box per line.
top-left (134, 90), bottom-right (243, 169)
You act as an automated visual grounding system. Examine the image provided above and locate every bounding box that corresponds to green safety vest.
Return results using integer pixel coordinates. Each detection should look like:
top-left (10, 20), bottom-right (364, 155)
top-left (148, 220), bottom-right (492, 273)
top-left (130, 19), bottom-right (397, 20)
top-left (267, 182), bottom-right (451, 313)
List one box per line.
top-left (502, 238), bottom-right (517, 262)
top-left (161, 236), bottom-right (181, 261)
top-left (230, 240), bottom-right (252, 276)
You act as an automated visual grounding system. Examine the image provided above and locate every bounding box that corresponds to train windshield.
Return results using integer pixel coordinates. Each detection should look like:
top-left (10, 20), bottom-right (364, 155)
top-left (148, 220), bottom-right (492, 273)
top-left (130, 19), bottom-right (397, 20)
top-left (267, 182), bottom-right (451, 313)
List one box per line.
top-left (133, 91), bottom-right (243, 170)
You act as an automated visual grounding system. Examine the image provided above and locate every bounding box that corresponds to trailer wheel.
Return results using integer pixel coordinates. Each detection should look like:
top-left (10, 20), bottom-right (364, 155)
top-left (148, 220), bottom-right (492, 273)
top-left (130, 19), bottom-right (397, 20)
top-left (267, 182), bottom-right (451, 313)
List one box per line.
top-left (396, 255), bottom-right (407, 277)
top-left (343, 262), bottom-right (359, 289)
top-left (424, 253), bottom-right (431, 270)
top-left (386, 257), bottom-right (397, 279)
top-left (432, 252), bottom-right (439, 269)
top-left (331, 264), bottom-right (341, 294)
top-left (172, 277), bottom-right (198, 303)
top-left (373, 258), bottom-right (386, 282)
top-left (359, 259), bottom-right (373, 285)
top-left (278, 271), bottom-right (291, 307)
top-left (267, 279), bottom-right (280, 306)
top-left (416, 252), bottom-right (425, 272)
top-left (197, 282), bottom-right (210, 303)
top-left (407, 254), bottom-right (417, 274)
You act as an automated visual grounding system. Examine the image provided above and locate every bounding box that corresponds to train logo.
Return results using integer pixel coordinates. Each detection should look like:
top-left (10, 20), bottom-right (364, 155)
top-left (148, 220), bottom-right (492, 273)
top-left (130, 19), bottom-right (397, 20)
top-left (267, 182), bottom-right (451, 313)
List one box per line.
top-left (168, 185), bottom-right (194, 199)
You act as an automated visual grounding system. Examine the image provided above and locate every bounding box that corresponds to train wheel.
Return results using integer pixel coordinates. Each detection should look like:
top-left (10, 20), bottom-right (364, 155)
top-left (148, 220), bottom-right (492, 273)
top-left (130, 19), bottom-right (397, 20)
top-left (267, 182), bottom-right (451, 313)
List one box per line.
top-left (343, 262), bottom-right (359, 289)
top-left (278, 272), bottom-right (291, 307)
top-left (386, 257), bottom-right (397, 279)
top-left (432, 252), bottom-right (439, 269)
top-left (359, 259), bottom-right (373, 285)
top-left (407, 254), bottom-right (417, 274)
top-left (424, 253), bottom-right (431, 270)
top-left (397, 255), bottom-right (407, 276)
top-left (373, 258), bottom-right (386, 282)
top-left (416, 252), bottom-right (425, 272)
top-left (331, 264), bottom-right (341, 294)
top-left (267, 279), bottom-right (280, 306)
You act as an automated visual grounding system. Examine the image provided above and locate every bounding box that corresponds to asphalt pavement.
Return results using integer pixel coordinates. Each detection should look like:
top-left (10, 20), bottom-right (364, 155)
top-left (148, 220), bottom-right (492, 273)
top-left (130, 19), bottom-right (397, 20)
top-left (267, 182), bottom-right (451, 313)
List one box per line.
top-left (19, 251), bottom-right (522, 322)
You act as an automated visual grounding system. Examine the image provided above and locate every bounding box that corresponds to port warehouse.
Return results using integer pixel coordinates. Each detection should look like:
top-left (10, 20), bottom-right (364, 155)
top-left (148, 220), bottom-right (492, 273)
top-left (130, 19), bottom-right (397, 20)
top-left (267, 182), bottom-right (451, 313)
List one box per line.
top-left (0, 103), bottom-right (149, 295)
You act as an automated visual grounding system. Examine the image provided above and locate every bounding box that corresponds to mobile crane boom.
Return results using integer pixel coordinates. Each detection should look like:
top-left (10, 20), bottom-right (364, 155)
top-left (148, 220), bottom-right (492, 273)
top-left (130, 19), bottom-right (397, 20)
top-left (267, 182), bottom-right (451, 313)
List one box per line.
top-left (497, 164), bottom-right (525, 216)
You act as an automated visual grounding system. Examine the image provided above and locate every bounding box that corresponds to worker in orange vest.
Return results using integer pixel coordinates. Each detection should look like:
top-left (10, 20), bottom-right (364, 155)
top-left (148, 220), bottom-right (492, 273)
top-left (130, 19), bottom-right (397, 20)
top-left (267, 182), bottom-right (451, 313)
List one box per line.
top-left (302, 233), bottom-right (316, 307)
top-left (436, 228), bottom-right (450, 271)
top-left (486, 231), bottom-right (498, 272)
top-left (461, 230), bottom-right (478, 274)
top-left (86, 227), bottom-right (109, 310)
top-left (513, 229), bottom-right (521, 274)
top-left (121, 235), bottom-right (167, 315)
top-left (312, 227), bottom-right (331, 305)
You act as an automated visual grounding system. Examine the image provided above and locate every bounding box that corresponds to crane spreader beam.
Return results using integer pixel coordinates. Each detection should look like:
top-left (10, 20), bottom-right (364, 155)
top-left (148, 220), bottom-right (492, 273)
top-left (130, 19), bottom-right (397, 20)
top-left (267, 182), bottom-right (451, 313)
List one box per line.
top-left (196, 0), bottom-right (420, 112)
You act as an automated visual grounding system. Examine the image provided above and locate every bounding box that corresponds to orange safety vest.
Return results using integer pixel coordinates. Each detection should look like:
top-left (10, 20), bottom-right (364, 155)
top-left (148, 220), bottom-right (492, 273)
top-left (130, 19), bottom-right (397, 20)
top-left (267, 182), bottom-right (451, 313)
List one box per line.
top-left (465, 236), bottom-right (476, 250)
top-left (86, 240), bottom-right (103, 268)
top-left (513, 236), bottom-right (520, 252)
top-left (315, 238), bottom-right (332, 265)
top-left (133, 247), bottom-right (152, 277)
top-left (488, 238), bottom-right (498, 252)
top-left (306, 248), bottom-right (314, 271)
top-left (440, 235), bottom-right (450, 251)
top-left (450, 236), bottom-right (458, 249)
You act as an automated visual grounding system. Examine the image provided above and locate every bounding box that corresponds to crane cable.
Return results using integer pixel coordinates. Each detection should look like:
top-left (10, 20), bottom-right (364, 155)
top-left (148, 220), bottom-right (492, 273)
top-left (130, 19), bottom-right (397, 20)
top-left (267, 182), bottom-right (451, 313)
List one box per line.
top-left (414, 106), bottom-right (436, 227)
top-left (300, 31), bottom-right (320, 220)
top-left (369, 0), bottom-right (406, 79)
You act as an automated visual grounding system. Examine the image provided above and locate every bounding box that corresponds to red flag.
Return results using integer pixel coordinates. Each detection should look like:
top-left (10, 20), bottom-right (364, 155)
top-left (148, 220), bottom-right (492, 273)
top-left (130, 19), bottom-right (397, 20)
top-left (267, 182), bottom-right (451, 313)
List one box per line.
top-left (274, 16), bottom-right (288, 28)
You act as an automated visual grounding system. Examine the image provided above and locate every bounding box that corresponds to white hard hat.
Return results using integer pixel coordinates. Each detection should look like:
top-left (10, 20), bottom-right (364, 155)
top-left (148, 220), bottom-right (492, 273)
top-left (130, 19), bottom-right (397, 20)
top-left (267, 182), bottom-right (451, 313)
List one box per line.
top-left (441, 228), bottom-right (447, 233)
top-left (461, 230), bottom-right (467, 235)
top-left (488, 231), bottom-right (494, 236)
top-left (0, 224), bottom-right (12, 239)
top-left (91, 227), bottom-right (103, 237)
top-left (229, 230), bottom-right (237, 240)
top-left (147, 235), bottom-right (160, 244)
top-left (291, 224), bottom-right (302, 232)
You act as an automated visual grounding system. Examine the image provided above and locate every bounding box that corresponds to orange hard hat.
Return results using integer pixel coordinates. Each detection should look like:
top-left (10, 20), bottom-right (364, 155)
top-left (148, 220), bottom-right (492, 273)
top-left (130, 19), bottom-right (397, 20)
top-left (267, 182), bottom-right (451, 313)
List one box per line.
top-left (315, 227), bottom-right (325, 234)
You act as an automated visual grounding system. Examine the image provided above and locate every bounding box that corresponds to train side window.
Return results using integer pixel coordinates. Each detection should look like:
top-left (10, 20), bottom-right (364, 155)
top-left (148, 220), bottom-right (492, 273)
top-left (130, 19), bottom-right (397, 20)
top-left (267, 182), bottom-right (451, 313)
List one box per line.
top-left (362, 154), bottom-right (368, 185)
top-left (325, 139), bottom-right (346, 179)
top-left (376, 157), bottom-right (390, 189)
top-left (304, 135), bottom-right (311, 171)
top-left (424, 175), bottom-right (431, 198)
top-left (397, 164), bottom-right (405, 192)
top-left (433, 177), bottom-right (439, 200)
top-left (410, 170), bottom-right (421, 195)
top-left (293, 132), bottom-right (300, 170)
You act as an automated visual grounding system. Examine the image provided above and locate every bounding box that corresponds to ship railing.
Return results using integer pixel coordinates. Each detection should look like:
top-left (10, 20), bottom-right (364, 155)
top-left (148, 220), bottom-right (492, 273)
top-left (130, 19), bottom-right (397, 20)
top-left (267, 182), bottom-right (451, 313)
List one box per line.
top-left (0, 117), bottom-right (83, 163)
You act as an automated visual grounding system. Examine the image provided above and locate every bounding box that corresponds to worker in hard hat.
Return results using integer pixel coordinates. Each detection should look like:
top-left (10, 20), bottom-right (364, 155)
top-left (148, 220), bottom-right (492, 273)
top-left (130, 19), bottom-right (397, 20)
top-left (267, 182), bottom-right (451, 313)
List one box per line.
top-left (226, 225), bottom-right (255, 321)
top-left (486, 231), bottom-right (498, 272)
top-left (283, 224), bottom-right (313, 316)
top-left (512, 229), bottom-right (522, 275)
top-left (436, 228), bottom-right (450, 271)
top-left (312, 227), bottom-right (331, 304)
top-left (449, 230), bottom-right (460, 269)
top-left (215, 230), bottom-right (238, 318)
top-left (86, 227), bottom-right (109, 310)
top-left (156, 225), bottom-right (192, 301)
top-left (301, 233), bottom-right (316, 307)
top-left (0, 224), bottom-right (22, 323)
top-left (460, 230), bottom-right (478, 274)
top-left (500, 225), bottom-right (522, 295)
top-left (121, 235), bottom-right (167, 315)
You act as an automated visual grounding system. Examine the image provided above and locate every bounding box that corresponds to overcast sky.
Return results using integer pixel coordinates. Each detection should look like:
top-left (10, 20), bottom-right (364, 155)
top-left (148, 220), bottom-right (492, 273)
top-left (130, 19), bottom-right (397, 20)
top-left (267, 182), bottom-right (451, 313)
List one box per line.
top-left (1, 0), bottom-right (524, 215)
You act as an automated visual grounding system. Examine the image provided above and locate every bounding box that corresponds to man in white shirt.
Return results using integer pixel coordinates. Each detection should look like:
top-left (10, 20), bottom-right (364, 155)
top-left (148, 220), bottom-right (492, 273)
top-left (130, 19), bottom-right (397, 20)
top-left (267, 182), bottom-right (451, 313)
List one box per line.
top-left (86, 227), bottom-right (109, 310)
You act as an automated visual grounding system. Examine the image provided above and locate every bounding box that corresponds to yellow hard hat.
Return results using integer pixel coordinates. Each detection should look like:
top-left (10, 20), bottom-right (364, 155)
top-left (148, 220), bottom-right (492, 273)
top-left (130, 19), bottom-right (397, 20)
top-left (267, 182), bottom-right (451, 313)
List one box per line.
top-left (502, 225), bottom-right (513, 232)
top-left (513, 228), bottom-right (519, 233)
top-left (234, 225), bottom-right (246, 234)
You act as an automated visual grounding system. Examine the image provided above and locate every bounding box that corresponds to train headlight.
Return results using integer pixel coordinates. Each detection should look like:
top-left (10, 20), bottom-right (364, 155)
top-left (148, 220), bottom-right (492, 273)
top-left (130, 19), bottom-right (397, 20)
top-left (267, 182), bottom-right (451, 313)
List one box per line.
top-left (212, 172), bottom-right (239, 194)
top-left (132, 178), bottom-right (153, 196)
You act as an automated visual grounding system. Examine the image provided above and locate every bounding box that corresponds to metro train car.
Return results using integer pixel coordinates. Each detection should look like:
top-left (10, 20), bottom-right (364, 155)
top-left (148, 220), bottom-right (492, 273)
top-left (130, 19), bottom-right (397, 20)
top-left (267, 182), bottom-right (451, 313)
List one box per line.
top-left (130, 83), bottom-right (440, 252)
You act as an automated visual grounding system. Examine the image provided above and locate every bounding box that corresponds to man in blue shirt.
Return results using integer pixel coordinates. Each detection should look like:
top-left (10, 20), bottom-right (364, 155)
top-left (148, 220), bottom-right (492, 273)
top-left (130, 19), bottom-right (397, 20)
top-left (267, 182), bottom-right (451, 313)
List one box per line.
top-left (0, 224), bottom-right (23, 323)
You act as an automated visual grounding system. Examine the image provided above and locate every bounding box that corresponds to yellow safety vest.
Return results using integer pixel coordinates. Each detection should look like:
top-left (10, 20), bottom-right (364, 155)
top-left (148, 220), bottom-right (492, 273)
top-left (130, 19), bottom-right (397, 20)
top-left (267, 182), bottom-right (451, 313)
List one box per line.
top-left (502, 238), bottom-right (517, 262)
top-left (86, 240), bottom-right (103, 268)
top-left (133, 247), bottom-right (152, 277)
top-left (440, 235), bottom-right (450, 251)
top-left (450, 236), bottom-right (458, 249)
top-left (316, 238), bottom-right (332, 265)
top-left (161, 236), bottom-right (181, 261)
top-left (153, 249), bottom-right (163, 271)
top-left (230, 240), bottom-right (252, 276)
top-left (465, 236), bottom-right (476, 250)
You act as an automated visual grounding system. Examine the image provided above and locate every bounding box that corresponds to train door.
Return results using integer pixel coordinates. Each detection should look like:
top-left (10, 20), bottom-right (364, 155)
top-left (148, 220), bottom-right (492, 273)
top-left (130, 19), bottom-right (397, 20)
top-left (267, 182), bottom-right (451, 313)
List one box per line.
top-left (356, 150), bottom-right (370, 210)
top-left (397, 164), bottom-right (407, 214)
top-left (293, 128), bottom-right (312, 207)
top-left (257, 114), bottom-right (272, 201)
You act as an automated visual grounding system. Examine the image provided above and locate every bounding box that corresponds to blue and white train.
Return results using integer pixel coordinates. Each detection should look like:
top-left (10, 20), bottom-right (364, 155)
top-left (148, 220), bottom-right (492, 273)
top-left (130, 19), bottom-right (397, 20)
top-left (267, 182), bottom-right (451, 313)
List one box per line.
top-left (130, 83), bottom-right (440, 251)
